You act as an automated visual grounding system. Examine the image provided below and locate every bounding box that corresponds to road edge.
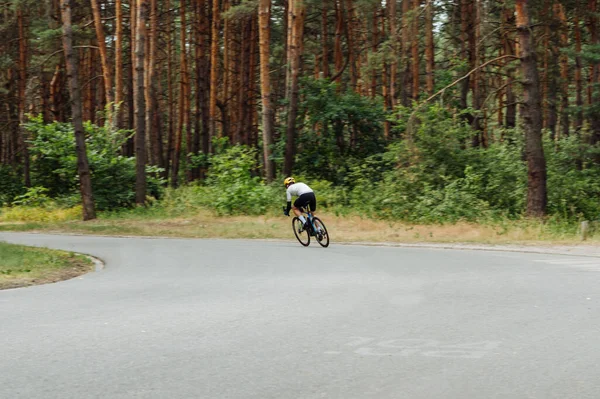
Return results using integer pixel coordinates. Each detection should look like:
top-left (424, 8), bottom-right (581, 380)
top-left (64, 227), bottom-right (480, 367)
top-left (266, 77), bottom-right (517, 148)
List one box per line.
top-left (2, 231), bottom-right (600, 258)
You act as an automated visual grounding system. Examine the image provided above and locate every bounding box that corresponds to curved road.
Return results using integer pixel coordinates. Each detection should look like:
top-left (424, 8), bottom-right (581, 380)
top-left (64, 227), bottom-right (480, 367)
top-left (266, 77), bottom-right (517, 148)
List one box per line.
top-left (1, 233), bottom-right (600, 399)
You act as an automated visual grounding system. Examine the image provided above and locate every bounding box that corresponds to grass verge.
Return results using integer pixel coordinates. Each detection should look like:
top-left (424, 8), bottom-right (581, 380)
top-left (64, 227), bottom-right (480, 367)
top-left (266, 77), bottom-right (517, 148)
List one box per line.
top-left (0, 242), bottom-right (94, 290)
top-left (0, 207), bottom-right (597, 245)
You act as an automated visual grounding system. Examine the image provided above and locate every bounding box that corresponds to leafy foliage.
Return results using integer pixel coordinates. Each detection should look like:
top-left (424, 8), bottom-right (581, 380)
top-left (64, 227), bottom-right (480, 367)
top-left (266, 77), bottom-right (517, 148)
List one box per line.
top-left (343, 105), bottom-right (528, 222)
top-left (141, 106), bottom-right (600, 224)
top-left (158, 142), bottom-right (279, 216)
top-left (5, 105), bottom-right (600, 228)
top-left (0, 165), bottom-right (25, 205)
top-left (23, 116), bottom-right (164, 210)
top-left (204, 144), bottom-right (277, 215)
top-left (294, 78), bottom-right (386, 184)
top-left (546, 135), bottom-right (600, 220)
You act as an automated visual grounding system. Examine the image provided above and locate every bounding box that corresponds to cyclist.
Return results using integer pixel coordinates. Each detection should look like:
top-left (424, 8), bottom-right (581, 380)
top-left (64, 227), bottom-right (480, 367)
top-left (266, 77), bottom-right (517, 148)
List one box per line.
top-left (283, 177), bottom-right (317, 233)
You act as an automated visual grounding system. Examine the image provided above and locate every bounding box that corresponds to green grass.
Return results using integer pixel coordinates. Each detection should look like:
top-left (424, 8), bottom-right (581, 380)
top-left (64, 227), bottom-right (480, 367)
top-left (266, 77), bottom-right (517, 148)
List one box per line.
top-left (0, 206), bottom-right (597, 246)
top-left (0, 242), bottom-right (93, 290)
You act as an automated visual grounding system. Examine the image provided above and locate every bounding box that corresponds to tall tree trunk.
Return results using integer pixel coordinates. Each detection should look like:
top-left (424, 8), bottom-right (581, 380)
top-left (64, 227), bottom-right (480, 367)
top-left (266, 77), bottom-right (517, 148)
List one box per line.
top-left (516, 0), bottom-right (547, 217)
top-left (283, 0), bottom-right (305, 177)
top-left (135, 0), bottom-right (148, 204)
top-left (126, 0), bottom-right (137, 155)
top-left (587, 0), bottom-right (600, 145)
top-left (90, 0), bottom-right (114, 119)
top-left (200, 0), bottom-right (210, 176)
top-left (223, 0), bottom-right (233, 141)
top-left (145, 0), bottom-right (160, 166)
top-left (192, 0), bottom-right (203, 180)
top-left (258, 0), bottom-right (275, 181)
top-left (165, 0), bottom-right (174, 179)
top-left (545, 4), bottom-right (559, 140)
top-left (388, 0), bottom-right (397, 106)
top-left (172, 0), bottom-right (188, 187)
top-left (50, 64), bottom-right (63, 122)
top-left (401, 0), bottom-right (413, 105)
top-left (425, 0), bottom-right (434, 95)
top-left (380, 9), bottom-right (391, 138)
top-left (333, 0), bottom-right (343, 86)
top-left (321, 2), bottom-right (330, 78)
top-left (285, 0), bottom-right (295, 97)
top-left (471, 0), bottom-right (483, 146)
top-left (412, 0), bottom-right (420, 101)
top-left (344, 0), bottom-right (359, 91)
top-left (371, 7), bottom-right (380, 98)
top-left (503, 3), bottom-right (517, 129)
top-left (459, 0), bottom-right (470, 111)
top-left (574, 12), bottom-right (583, 133)
top-left (541, 2), bottom-right (550, 131)
top-left (17, 8), bottom-right (31, 187)
top-left (247, 14), bottom-right (258, 147)
top-left (209, 0), bottom-right (220, 144)
top-left (6, 69), bottom-right (18, 165)
top-left (555, 3), bottom-right (569, 138)
top-left (115, 0), bottom-right (124, 128)
top-left (41, 70), bottom-right (52, 123)
top-left (60, 0), bottom-right (96, 220)
top-left (83, 48), bottom-right (94, 122)
top-left (236, 17), bottom-right (250, 145)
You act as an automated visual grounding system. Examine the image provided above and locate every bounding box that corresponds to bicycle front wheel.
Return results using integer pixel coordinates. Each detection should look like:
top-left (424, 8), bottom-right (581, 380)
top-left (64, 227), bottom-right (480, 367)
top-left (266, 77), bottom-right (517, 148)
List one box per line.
top-left (292, 217), bottom-right (310, 246)
top-left (312, 217), bottom-right (329, 247)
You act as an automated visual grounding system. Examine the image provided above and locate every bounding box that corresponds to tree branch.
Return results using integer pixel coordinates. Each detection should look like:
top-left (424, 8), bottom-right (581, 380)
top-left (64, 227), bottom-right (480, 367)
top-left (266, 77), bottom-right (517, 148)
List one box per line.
top-left (417, 55), bottom-right (518, 111)
top-left (406, 55), bottom-right (520, 138)
top-left (41, 45), bottom-right (100, 66)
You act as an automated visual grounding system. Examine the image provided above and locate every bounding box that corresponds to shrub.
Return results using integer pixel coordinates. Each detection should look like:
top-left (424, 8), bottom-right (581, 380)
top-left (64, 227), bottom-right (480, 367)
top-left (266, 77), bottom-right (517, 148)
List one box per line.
top-left (24, 116), bottom-right (164, 210)
top-left (345, 105), bottom-right (528, 223)
top-left (293, 78), bottom-right (386, 183)
top-left (204, 145), bottom-right (279, 215)
top-left (0, 165), bottom-right (25, 205)
top-left (546, 135), bottom-right (600, 220)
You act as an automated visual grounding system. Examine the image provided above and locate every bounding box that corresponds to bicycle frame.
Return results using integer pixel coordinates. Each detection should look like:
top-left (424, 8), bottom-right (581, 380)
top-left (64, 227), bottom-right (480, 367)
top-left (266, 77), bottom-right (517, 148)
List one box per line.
top-left (287, 204), bottom-right (329, 247)
top-left (299, 206), bottom-right (317, 232)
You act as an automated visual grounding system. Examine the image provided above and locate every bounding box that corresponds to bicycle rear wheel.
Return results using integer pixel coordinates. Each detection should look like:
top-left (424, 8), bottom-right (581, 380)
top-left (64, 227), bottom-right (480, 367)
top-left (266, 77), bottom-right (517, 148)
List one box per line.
top-left (292, 217), bottom-right (310, 246)
top-left (312, 217), bottom-right (329, 247)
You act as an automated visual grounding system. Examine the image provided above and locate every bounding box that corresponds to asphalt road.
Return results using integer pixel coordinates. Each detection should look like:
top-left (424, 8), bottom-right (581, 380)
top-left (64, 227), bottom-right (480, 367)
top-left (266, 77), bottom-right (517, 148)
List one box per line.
top-left (1, 232), bottom-right (599, 399)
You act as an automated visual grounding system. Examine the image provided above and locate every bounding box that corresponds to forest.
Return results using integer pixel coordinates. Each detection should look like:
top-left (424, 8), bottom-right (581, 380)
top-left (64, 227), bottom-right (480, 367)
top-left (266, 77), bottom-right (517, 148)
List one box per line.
top-left (1, 0), bottom-right (600, 227)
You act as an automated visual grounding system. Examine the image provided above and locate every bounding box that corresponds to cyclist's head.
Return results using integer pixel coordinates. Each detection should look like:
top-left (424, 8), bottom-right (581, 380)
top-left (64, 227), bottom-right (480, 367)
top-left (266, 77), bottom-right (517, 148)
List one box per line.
top-left (284, 177), bottom-right (295, 188)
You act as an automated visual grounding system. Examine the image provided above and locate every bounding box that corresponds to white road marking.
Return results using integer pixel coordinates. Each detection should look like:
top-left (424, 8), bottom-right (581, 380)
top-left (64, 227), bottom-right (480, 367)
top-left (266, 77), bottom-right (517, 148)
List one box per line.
top-left (535, 259), bottom-right (600, 265)
top-left (345, 337), bottom-right (376, 347)
top-left (534, 258), bottom-right (600, 271)
top-left (326, 338), bottom-right (502, 359)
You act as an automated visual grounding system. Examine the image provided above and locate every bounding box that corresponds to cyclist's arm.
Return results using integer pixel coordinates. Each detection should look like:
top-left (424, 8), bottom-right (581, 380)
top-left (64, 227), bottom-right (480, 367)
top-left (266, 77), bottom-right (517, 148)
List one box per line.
top-left (285, 189), bottom-right (292, 214)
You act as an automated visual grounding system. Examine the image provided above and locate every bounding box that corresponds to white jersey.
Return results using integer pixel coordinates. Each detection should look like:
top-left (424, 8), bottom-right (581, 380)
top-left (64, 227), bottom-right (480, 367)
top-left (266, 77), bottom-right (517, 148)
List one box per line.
top-left (286, 182), bottom-right (313, 202)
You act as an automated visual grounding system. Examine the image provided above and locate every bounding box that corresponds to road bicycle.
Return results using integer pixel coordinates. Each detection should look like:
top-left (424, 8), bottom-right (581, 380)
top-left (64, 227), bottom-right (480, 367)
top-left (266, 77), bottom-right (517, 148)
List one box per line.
top-left (283, 205), bottom-right (329, 247)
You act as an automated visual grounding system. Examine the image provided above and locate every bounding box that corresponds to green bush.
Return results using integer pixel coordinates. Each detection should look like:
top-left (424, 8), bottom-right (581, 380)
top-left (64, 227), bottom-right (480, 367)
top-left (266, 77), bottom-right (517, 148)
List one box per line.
top-left (205, 145), bottom-right (279, 215)
top-left (8, 105), bottom-right (600, 226)
top-left (24, 116), bottom-right (164, 210)
top-left (155, 144), bottom-right (279, 216)
top-left (546, 135), bottom-right (600, 220)
top-left (345, 105), bottom-right (527, 223)
top-left (0, 165), bottom-right (25, 205)
top-left (293, 78), bottom-right (386, 184)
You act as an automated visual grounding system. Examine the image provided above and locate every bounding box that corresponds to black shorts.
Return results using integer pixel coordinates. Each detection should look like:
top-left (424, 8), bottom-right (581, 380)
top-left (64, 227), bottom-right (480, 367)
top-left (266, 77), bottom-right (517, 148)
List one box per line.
top-left (294, 192), bottom-right (317, 212)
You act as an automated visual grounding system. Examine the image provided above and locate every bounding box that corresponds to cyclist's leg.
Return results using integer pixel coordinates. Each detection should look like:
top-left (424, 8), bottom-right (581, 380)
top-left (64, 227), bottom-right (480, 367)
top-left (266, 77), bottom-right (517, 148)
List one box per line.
top-left (291, 201), bottom-right (303, 218)
top-left (292, 197), bottom-right (307, 222)
top-left (294, 195), bottom-right (312, 229)
top-left (308, 192), bottom-right (317, 214)
top-left (307, 193), bottom-right (319, 235)
top-left (291, 204), bottom-right (302, 218)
